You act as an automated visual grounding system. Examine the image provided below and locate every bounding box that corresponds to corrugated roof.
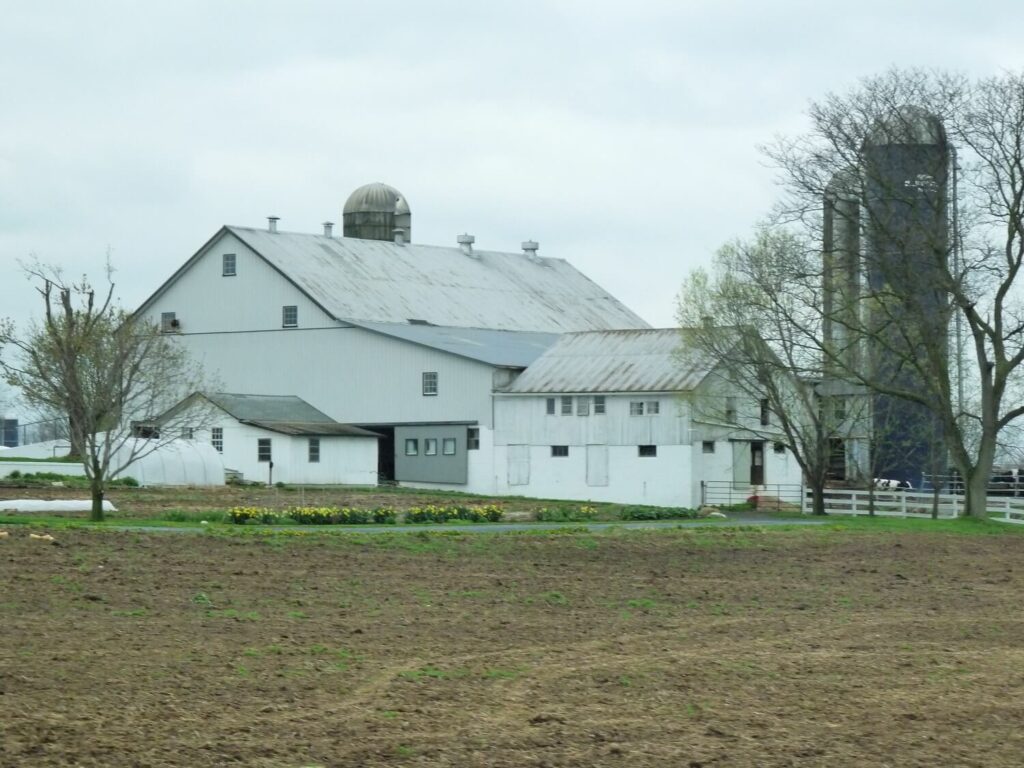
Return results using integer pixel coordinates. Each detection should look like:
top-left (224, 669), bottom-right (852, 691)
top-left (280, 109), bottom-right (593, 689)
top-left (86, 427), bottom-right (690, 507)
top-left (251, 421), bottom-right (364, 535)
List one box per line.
top-left (351, 321), bottom-right (559, 367)
top-left (205, 393), bottom-right (335, 423)
top-left (504, 328), bottom-right (724, 394)
top-left (228, 227), bottom-right (650, 333)
top-left (244, 420), bottom-right (380, 438)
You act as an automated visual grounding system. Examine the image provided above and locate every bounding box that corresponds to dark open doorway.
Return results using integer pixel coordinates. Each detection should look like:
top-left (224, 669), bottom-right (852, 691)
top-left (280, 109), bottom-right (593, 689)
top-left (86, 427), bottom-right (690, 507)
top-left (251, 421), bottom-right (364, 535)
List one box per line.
top-left (750, 441), bottom-right (765, 485)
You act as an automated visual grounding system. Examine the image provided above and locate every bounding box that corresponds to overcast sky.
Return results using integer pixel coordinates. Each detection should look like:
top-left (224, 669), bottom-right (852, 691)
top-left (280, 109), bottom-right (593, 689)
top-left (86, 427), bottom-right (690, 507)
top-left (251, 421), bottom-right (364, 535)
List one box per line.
top-left (2, 0), bottom-right (1023, 339)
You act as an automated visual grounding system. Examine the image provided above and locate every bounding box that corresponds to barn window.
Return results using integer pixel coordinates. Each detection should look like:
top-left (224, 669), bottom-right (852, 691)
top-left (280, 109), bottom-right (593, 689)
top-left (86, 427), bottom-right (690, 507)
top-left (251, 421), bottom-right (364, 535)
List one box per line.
top-left (180, 427), bottom-right (194, 440)
top-left (443, 438), bottom-right (457, 455)
top-left (546, 398), bottom-right (556, 415)
top-left (774, 441), bottom-right (786, 454)
top-left (629, 401), bottom-right (644, 416)
top-left (282, 305), bottom-right (298, 328)
top-left (561, 396), bottom-right (573, 415)
top-left (422, 371), bottom-right (438, 396)
top-left (638, 445), bottom-right (657, 457)
top-left (551, 445), bottom-right (569, 457)
top-left (222, 253), bottom-right (236, 276)
top-left (646, 401), bottom-right (660, 415)
top-left (725, 397), bottom-right (736, 422)
top-left (577, 397), bottom-right (590, 416)
top-left (404, 438), bottom-right (418, 456)
top-left (702, 440), bottom-right (715, 454)
top-left (160, 312), bottom-right (178, 333)
top-left (760, 398), bottom-right (771, 426)
top-left (257, 438), bottom-right (272, 462)
top-left (425, 438), bottom-right (438, 456)
top-left (467, 427), bottom-right (480, 450)
top-left (211, 427), bottom-right (223, 453)
top-left (308, 438), bottom-right (320, 463)
top-left (593, 396), bottom-right (606, 414)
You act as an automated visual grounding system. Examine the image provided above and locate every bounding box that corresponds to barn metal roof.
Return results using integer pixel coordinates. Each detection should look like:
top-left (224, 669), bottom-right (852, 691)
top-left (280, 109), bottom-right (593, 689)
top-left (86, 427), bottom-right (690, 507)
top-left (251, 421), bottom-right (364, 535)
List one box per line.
top-left (504, 328), bottom-right (722, 394)
top-left (243, 420), bottom-right (380, 438)
top-left (227, 227), bottom-right (649, 333)
top-left (204, 393), bottom-right (336, 423)
top-left (351, 321), bottom-right (559, 367)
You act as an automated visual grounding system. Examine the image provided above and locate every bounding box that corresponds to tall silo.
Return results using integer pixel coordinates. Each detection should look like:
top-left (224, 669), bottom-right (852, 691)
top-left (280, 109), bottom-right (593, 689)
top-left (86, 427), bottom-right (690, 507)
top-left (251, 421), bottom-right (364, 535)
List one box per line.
top-left (342, 182), bottom-right (412, 242)
top-left (861, 106), bottom-right (950, 487)
top-left (822, 168), bottom-right (863, 376)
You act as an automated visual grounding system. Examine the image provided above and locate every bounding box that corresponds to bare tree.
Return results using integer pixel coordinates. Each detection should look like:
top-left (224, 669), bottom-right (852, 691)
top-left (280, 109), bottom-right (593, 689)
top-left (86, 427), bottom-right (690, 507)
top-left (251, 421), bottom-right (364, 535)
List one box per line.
top-left (752, 69), bottom-right (1024, 518)
top-left (0, 263), bottom-right (212, 520)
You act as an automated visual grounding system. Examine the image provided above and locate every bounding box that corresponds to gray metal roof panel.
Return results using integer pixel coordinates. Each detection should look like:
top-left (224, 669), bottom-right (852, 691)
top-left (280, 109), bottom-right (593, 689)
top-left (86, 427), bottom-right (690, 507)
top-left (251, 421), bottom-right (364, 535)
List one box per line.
top-left (351, 322), bottom-right (559, 367)
top-left (205, 393), bottom-right (335, 423)
top-left (505, 328), bottom-right (722, 393)
top-left (241, 420), bottom-right (381, 437)
top-left (227, 227), bottom-right (650, 333)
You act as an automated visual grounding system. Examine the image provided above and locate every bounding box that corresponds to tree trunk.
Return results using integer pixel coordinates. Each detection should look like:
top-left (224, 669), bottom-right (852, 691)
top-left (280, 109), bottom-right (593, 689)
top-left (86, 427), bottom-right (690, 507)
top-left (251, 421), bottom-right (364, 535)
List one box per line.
top-left (90, 480), bottom-right (105, 522)
top-left (809, 478), bottom-right (827, 515)
top-left (963, 468), bottom-right (990, 520)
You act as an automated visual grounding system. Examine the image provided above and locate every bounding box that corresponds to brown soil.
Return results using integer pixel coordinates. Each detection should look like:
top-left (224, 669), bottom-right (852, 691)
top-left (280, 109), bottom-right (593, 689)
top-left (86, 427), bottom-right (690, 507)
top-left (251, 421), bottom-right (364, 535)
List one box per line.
top-left (3, 525), bottom-right (1024, 767)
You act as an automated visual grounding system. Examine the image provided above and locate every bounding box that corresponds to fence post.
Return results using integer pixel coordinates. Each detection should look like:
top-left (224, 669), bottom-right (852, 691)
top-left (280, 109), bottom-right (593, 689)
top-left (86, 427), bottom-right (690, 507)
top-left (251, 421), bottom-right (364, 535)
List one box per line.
top-left (900, 492), bottom-right (907, 517)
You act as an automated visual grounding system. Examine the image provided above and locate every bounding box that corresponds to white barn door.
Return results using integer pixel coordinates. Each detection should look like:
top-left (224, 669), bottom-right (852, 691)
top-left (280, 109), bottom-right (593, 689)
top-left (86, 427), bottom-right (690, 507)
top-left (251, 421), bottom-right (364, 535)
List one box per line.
top-left (732, 441), bottom-right (751, 488)
top-left (508, 444), bottom-right (530, 486)
top-left (586, 444), bottom-right (609, 486)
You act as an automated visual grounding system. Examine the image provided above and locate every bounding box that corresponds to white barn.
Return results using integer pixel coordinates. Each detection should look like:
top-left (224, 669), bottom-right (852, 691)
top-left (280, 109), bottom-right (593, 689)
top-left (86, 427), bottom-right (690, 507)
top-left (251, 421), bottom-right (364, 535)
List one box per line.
top-left (493, 329), bottom-right (805, 507)
top-left (159, 393), bottom-right (380, 486)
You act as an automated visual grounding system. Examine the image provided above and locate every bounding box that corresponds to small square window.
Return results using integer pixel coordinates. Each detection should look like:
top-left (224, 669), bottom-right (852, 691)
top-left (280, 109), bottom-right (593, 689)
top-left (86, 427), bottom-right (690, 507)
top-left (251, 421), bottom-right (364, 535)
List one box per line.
top-left (646, 401), bottom-right (660, 415)
top-left (546, 398), bottom-right (556, 415)
top-left (577, 397), bottom-right (590, 416)
top-left (308, 437), bottom-right (320, 463)
top-left (211, 427), bottom-right (223, 453)
top-left (282, 305), bottom-right (298, 328)
top-left (593, 396), bottom-right (606, 415)
top-left (425, 438), bottom-right (438, 456)
top-left (561, 396), bottom-right (573, 415)
top-left (161, 312), bottom-right (178, 333)
top-left (551, 445), bottom-right (569, 457)
top-left (702, 440), bottom-right (715, 454)
top-left (180, 427), bottom-right (194, 440)
top-left (258, 438), bottom-right (272, 462)
top-left (467, 427), bottom-right (480, 450)
top-left (630, 401), bottom-right (644, 416)
top-left (222, 253), bottom-right (236, 276)
top-left (774, 441), bottom-right (786, 454)
top-left (422, 371), bottom-right (438, 396)
top-left (442, 437), bottom-right (456, 455)
top-left (405, 438), bottom-right (418, 456)
top-left (638, 445), bottom-right (657, 457)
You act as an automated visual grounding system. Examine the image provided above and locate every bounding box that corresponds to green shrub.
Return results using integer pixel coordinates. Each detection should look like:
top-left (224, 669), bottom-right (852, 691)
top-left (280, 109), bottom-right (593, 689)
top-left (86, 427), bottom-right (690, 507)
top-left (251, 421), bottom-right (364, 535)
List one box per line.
top-left (405, 504), bottom-right (502, 524)
top-left (536, 505), bottom-right (598, 522)
top-left (618, 505), bottom-right (698, 521)
top-left (7, 470), bottom-right (20, 479)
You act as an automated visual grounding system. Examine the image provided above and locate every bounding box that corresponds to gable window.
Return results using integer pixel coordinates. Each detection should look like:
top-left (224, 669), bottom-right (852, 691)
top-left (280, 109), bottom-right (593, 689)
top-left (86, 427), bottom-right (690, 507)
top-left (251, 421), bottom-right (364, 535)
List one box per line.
top-left (222, 253), bottom-right (236, 276)
top-left (442, 437), bottom-right (456, 455)
top-left (629, 401), bottom-right (644, 416)
top-left (161, 312), bottom-right (178, 333)
top-left (422, 371), bottom-right (438, 396)
top-left (425, 438), bottom-right (438, 456)
top-left (577, 397), bottom-right (590, 416)
top-left (211, 427), bottom-right (223, 453)
top-left (833, 397), bottom-right (847, 424)
top-left (638, 445), bottom-right (657, 457)
top-left (404, 438), bottom-right (418, 456)
top-left (551, 445), bottom-right (569, 457)
top-left (308, 438), bottom-right (320, 463)
top-left (646, 401), bottom-right (660, 415)
top-left (467, 427), bottom-right (480, 450)
top-left (546, 398), bottom-right (556, 415)
top-left (760, 398), bottom-right (771, 426)
top-left (702, 440), bottom-right (715, 454)
top-left (593, 396), bottom-right (606, 415)
top-left (180, 427), bottom-right (194, 440)
top-left (561, 396), bottom-right (573, 415)
top-left (725, 396), bottom-right (737, 423)
top-left (282, 305), bottom-right (298, 328)
top-left (257, 438), bottom-right (272, 462)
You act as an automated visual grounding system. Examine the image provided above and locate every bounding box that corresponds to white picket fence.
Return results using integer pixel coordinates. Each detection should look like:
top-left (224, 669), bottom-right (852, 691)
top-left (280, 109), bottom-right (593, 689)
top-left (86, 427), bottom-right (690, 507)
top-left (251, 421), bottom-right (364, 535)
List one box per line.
top-left (803, 488), bottom-right (1024, 522)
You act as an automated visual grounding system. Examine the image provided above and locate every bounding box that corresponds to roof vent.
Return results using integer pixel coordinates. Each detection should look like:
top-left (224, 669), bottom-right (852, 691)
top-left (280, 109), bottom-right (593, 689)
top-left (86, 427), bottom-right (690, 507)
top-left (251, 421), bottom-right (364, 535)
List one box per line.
top-left (322, 221), bottom-right (334, 237)
top-left (522, 240), bottom-right (540, 262)
top-left (457, 233), bottom-right (477, 257)
top-left (267, 216), bottom-right (280, 233)
top-left (393, 228), bottom-right (406, 246)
